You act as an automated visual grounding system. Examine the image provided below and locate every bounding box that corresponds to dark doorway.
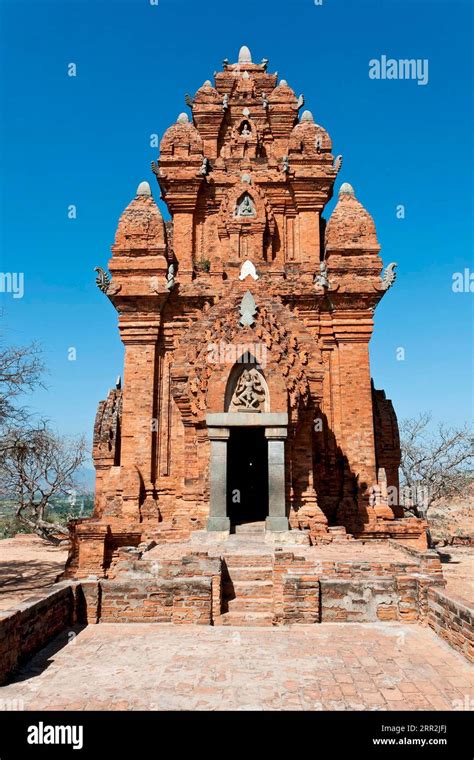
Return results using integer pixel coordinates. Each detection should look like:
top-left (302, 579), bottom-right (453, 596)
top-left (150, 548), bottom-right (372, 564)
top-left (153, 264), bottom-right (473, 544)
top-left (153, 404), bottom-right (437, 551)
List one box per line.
top-left (227, 427), bottom-right (268, 526)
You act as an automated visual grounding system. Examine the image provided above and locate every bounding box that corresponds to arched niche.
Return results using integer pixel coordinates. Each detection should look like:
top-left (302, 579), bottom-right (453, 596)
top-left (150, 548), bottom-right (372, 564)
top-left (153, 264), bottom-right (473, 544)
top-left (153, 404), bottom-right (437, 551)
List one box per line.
top-left (225, 359), bottom-right (270, 413)
top-left (234, 192), bottom-right (257, 218)
top-left (239, 120), bottom-right (252, 136)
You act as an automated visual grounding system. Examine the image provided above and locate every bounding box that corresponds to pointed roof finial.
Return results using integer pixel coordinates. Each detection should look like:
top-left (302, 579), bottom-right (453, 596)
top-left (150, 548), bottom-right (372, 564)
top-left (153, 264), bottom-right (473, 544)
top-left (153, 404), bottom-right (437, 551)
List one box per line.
top-left (177, 112), bottom-right (189, 124)
top-left (339, 182), bottom-right (355, 196)
top-left (238, 45), bottom-right (252, 64)
top-left (136, 181), bottom-right (151, 197)
top-left (301, 110), bottom-right (314, 123)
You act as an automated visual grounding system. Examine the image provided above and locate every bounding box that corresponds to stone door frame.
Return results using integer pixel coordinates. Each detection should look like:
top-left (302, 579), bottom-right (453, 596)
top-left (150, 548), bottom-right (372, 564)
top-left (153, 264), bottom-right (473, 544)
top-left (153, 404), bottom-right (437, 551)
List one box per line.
top-left (206, 412), bottom-right (289, 532)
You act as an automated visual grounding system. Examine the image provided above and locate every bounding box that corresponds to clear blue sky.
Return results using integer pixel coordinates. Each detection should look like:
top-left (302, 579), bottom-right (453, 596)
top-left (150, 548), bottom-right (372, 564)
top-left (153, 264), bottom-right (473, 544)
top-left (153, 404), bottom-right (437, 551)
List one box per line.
top-left (0, 0), bottom-right (472, 460)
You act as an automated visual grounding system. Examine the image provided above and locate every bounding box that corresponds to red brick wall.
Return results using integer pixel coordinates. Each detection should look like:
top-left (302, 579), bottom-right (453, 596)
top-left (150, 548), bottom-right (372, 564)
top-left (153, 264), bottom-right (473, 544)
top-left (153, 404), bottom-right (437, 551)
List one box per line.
top-left (99, 578), bottom-right (213, 625)
top-left (0, 584), bottom-right (76, 685)
top-left (427, 588), bottom-right (473, 663)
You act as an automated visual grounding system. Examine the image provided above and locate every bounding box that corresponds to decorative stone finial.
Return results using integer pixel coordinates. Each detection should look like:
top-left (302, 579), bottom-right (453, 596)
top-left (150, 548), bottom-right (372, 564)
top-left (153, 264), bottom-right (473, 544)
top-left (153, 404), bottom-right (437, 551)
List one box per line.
top-left (380, 262), bottom-right (397, 290)
top-left (239, 260), bottom-right (259, 282)
top-left (339, 182), bottom-right (355, 196)
top-left (238, 45), bottom-right (252, 63)
top-left (203, 80), bottom-right (212, 87)
top-left (136, 181), bottom-right (152, 197)
top-left (94, 267), bottom-right (110, 294)
top-left (239, 290), bottom-right (258, 327)
top-left (177, 112), bottom-right (189, 124)
top-left (279, 79), bottom-right (288, 86)
top-left (241, 173), bottom-right (252, 184)
top-left (301, 110), bottom-right (314, 123)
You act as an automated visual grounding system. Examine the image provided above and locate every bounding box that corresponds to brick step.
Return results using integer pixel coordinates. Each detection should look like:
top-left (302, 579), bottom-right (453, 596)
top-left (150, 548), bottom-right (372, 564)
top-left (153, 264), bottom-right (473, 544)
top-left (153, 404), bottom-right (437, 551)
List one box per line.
top-left (226, 596), bottom-right (273, 612)
top-left (223, 555), bottom-right (273, 569)
top-left (327, 526), bottom-right (354, 541)
top-left (234, 522), bottom-right (265, 534)
top-left (223, 566), bottom-right (273, 582)
top-left (223, 580), bottom-right (273, 598)
top-left (213, 611), bottom-right (274, 627)
top-left (229, 535), bottom-right (267, 544)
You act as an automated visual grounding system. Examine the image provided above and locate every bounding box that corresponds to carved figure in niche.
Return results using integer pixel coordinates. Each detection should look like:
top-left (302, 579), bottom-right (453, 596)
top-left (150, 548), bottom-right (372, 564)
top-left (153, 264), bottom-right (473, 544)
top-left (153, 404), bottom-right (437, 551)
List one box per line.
top-left (314, 261), bottom-right (329, 289)
top-left (166, 263), bottom-right (175, 290)
top-left (235, 192), bottom-right (256, 218)
top-left (240, 121), bottom-right (251, 136)
top-left (231, 368), bottom-right (266, 411)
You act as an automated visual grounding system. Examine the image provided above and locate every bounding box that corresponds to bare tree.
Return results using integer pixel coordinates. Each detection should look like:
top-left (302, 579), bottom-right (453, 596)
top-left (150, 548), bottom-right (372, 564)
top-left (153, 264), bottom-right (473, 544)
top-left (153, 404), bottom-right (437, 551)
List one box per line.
top-left (0, 422), bottom-right (88, 543)
top-left (0, 341), bottom-right (44, 430)
top-left (399, 413), bottom-right (473, 520)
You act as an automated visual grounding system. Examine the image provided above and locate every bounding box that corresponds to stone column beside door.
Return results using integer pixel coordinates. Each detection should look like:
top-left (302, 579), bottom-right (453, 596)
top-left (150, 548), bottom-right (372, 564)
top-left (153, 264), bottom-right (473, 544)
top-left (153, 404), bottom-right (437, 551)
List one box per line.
top-left (265, 427), bottom-right (289, 531)
top-left (207, 427), bottom-right (231, 532)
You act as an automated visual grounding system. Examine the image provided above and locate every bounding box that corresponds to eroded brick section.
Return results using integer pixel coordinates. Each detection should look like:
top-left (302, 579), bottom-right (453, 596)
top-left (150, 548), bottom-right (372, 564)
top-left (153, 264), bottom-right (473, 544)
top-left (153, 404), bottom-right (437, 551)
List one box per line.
top-left (282, 575), bottom-right (320, 624)
top-left (321, 579), bottom-right (399, 622)
top-left (99, 578), bottom-right (212, 625)
top-left (98, 552), bottom-right (221, 624)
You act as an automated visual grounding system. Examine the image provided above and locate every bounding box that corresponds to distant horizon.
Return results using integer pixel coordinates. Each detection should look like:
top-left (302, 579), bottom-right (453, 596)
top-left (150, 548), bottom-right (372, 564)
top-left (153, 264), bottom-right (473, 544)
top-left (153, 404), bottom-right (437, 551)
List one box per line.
top-left (1, 0), bottom-right (472, 455)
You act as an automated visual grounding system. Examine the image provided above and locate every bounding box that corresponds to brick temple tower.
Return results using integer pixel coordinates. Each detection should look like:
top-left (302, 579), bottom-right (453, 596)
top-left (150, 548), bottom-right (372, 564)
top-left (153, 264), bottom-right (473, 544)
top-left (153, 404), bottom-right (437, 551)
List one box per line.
top-left (68, 46), bottom-right (427, 578)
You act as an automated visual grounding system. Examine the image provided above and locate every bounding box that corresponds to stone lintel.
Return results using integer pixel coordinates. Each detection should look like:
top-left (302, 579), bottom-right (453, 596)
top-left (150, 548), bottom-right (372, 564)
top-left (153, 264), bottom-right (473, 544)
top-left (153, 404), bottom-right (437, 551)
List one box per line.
top-left (207, 427), bottom-right (230, 441)
top-left (206, 412), bottom-right (288, 427)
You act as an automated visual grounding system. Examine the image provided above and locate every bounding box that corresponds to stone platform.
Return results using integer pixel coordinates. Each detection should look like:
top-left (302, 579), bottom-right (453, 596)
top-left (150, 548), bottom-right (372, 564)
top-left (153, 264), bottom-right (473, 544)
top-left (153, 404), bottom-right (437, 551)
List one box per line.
top-left (1, 534), bottom-right (472, 687)
top-left (87, 527), bottom-right (445, 627)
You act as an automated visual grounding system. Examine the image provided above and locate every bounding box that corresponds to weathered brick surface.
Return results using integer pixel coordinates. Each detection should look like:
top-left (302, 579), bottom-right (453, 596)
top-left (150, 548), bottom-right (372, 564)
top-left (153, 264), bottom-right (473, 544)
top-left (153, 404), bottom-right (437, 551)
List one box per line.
top-left (427, 588), bottom-right (474, 663)
top-left (320, 579), bottom-right (399, 622)
top-left (67, 46), bottom-right (427, 578)
top-left (282, 575), bottom-right (320, 624)
top-left (95, 551), bottom-right (221, 624)
top-left (0, 584), bottom-right (76, 685)
top-left (99, 578), bottom-right (212, 625)
top-left (132, 540), bottom-right (444, 626)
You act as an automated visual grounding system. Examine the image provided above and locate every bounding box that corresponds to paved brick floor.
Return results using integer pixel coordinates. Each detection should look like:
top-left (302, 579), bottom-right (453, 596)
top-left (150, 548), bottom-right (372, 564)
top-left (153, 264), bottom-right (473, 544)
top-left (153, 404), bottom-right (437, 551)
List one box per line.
top-left (2, 623), bottom-right (473, 711)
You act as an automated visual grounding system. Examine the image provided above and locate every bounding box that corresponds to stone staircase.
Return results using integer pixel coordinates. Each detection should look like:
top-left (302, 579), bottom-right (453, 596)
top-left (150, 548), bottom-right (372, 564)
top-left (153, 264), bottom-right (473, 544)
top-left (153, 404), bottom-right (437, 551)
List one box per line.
top-left (233, 521), bottom-right (266, 539)
top-left (214, 523), bottom-right (275, 626)
top-left (212, 522), bottom-right (355, 625)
